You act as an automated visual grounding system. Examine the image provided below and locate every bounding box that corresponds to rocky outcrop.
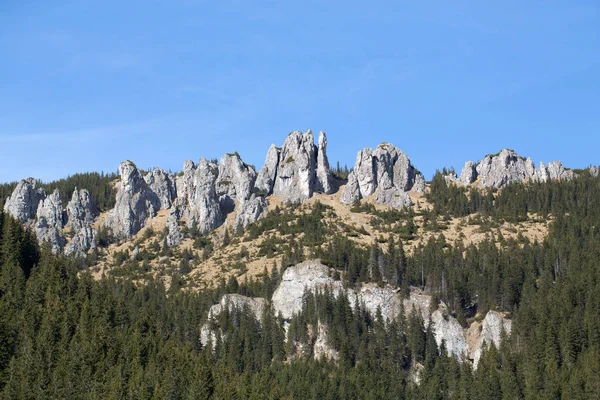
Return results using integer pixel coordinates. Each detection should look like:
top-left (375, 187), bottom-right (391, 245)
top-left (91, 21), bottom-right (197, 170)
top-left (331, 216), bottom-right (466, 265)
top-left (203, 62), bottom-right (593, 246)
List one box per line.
top-left (108, 161), bottom-right (161, 239)
top-left (272, 130), bottom-right (318, 203)
top-left (255, 145), bottom-right (280, 195)
top-left (144, 168), bottom-right (176, 210)
top-left (458, 161), bottom-right (477, 185)
top-left (591, 167), bottom-right (599, 178)
top-left (185, 159), bottom-right (223, 234)
top-left (315, 131), bottom-right (334, 194)
top-left (165, 205), bottom-right (183, 247)
top-left (64, 188), bottom-right (97, 256)
top-left (216, 153), bottom-right (257, 212)
top-left (233, 195), bottom-right (268, 232)
top-left (340, 143), bottom-right (424, 208)
top-left (431, 305), bottom-right (468, 360)
top-left (456, 149), bottom-right (575, 188)
top-left (200, 294), bottom-right (268, 347)
top-left (313, 322), bottom-right (338, 361)
top-left (256, 130), bottom-right (333, 203)
top-left (4, 178), bottom-right (46, 223)
top-left (272, 260), bottom-right (343, 320)
top-left (208, 293), bottom-right (267, 321)
top-left (467, 311), bottom-right (512, 368)
top-left (199, 259), bottom-right (512, 367)
top-left (34, 189), bottom-right (66, 253)
top-left (352, 284), bottom-right (403, 323)
top-left (173, 159), bottom-right (223, 234)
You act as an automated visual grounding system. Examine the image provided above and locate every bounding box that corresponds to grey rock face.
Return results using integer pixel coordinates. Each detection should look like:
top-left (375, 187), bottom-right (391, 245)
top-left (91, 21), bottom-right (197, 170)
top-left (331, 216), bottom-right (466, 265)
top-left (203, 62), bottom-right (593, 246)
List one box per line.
top-left (313, 322), bottom-right (338, 361)
top-left (200, 294), bottom-right (268, 347)
top-left (4, 178), bottom-right (46, 223)
top-left (351, 284), bottom-right (403, 323)
top-left (467, 311), bottom-right (512, 369)
top-left (216, 152), bottom-right (257, 211)
top-left (458, 149), bottom-right (575, 188)
top-left (36, 189), bottom-right (64, 229)
top-left (340, 143), bottom-right (424, 208)
top-left (354, 148), bottom-right (376, 198)
top-left (108, 160), bottom-right (161, 239)
top-left (255, 145), bottom-right (280, 195)
top-left (191, 159), bottom-right (223, 233)
top-left (339, 171), bottom-right (361, 204)
top-left (35, 189), bottom-right (66, 253)
top-left (431, 304), bottom-right (468, 359)
top-left (314, 131), bottom-right (334, 194)
top-left (166, 205), bottom-right (183, 247)
top-left (272, 260), bottom-right (343, 320)
top-left (474, 150), bottom-right (534, 188)
top-left (547, 161), bottom-right (574, 181)
top-left (233, 195), bottom-right (268, 232)
top-left (64, 188), bottom-right (97, 256)
top-left (458, 161), bottom-right (477, 185)
top-left (178, 159), bottom-right (224, 234)
top-left (590, 167), bottom-right (599, 178)
top-left (144, 168), bottom-right (176, 210)
top-left (273, 130), bottom-right (318, 203)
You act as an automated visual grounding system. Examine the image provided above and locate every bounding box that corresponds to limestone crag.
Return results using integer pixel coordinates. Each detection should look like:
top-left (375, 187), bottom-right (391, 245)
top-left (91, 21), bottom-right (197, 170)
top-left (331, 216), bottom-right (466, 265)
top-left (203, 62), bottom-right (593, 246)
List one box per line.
top-left (4, 178), bottom-right (46, 223)
top-left (199, 260), bottom-right (512, 367)
top-left (64, 188), bottom-right (97, 256)
top-left (352, 284), bottom-right (403, 322)
top-left (467, 311), bottom-right (512, 368)
top-left (216, 153), bottom-right (257, 212)
top-left (255, 144), bottom-right (280, 195)
top-left (315, 131), bottom-right (334, 194)
top-left (144, 168), bottom-right (176, 210)
top-left (34, 189), bottom-right (66, 253)
top-left (431, 305), bottom-right (468, 359)
top-left (108, 161), bottom-right (161, 239)
top-left (313, 322), bottom-right (338, 361)
top-left (458, 161), bottom-right (477, 186)
top-left (233, 195), bottom-right (268, 232)
top-left (182, 159), bottom-right (223, 234)
top-left (272, 260), bottom-right (343, 320)
top-left (200, 294), bottom-right (268, 347)
top-left (456, 149), bottom-right (575, 188)
top-left (590, 167), bottom-right (599, 178)
top-left (165, 206), bottom-right (183, 247)
top-left (272, 130), bottom-right (318, 203)
top-left (341, 143), bottom-right (425, 208)
top-left (255, 130), bottom-right (333, 203)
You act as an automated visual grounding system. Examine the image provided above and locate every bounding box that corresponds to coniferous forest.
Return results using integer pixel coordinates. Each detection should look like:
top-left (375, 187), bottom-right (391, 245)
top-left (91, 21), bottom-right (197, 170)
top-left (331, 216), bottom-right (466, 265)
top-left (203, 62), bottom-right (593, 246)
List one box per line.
top-left (1, 171), bottom-right (600, 399)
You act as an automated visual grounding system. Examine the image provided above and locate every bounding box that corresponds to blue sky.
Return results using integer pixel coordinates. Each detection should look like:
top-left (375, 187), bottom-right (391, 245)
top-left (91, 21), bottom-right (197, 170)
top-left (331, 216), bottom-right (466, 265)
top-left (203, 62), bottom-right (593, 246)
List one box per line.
top-left (0, 1), bottom-right (598, 182)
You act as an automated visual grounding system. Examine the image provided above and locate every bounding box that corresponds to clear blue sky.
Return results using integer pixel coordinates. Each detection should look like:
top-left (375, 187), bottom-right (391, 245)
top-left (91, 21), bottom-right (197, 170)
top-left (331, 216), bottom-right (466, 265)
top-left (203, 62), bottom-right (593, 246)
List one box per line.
top-left (0, 1), bottom-right (598, 182)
